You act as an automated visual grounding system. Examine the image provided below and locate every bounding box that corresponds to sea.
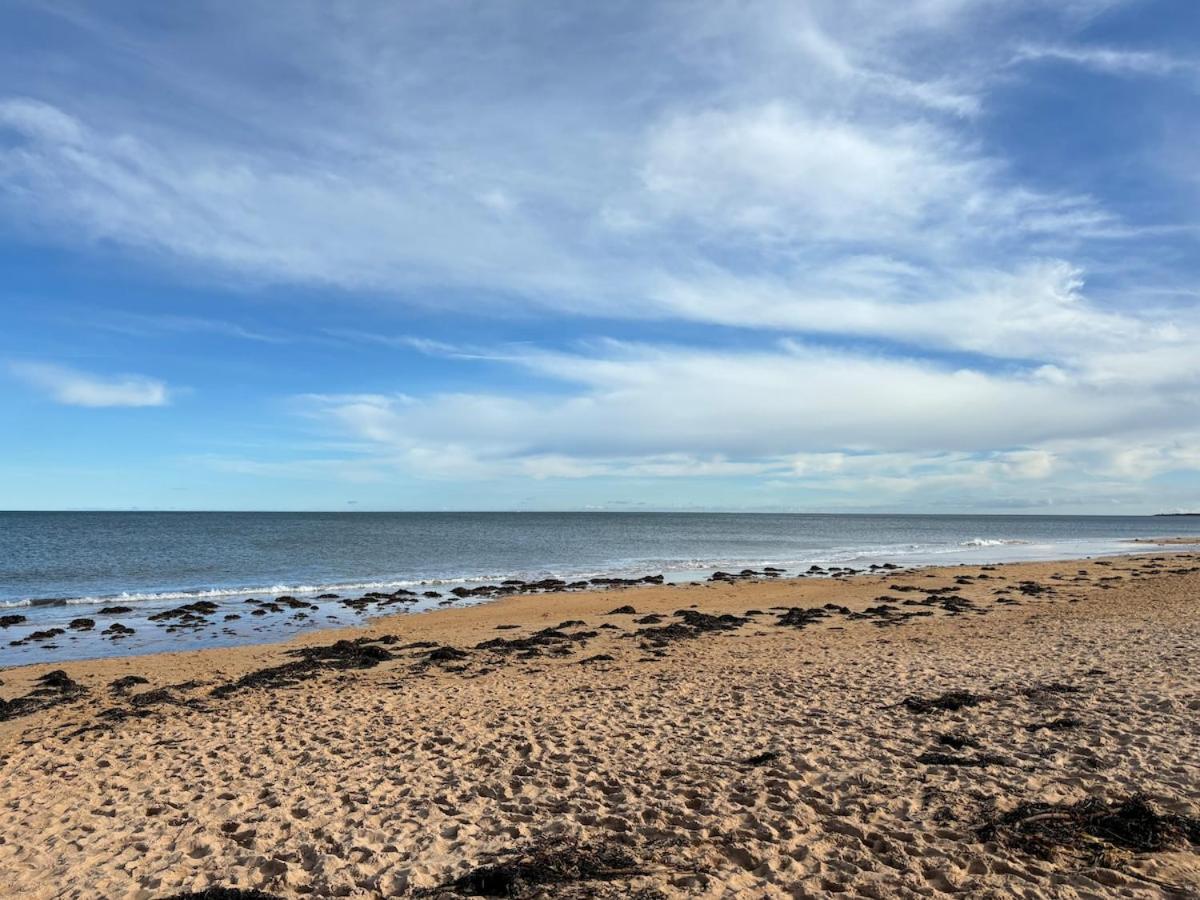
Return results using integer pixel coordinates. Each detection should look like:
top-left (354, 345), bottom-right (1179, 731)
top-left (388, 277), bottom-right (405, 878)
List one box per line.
top-left (2, 511), bottom-right (1199, 665)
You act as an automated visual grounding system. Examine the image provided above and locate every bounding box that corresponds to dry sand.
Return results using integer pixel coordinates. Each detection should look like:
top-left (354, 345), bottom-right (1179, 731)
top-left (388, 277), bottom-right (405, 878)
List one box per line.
top-left (2, 553), bottom-right (1199, 898)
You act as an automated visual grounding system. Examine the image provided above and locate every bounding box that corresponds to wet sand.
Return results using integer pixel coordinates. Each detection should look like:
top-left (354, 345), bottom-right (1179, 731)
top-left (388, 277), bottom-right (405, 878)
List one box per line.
top-left (2, 553), bottom-right (1199, 898)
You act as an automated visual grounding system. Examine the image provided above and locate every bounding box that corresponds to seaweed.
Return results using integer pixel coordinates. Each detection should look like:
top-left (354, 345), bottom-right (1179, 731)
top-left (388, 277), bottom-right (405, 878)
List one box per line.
top-left (902, 691), bottom-right (984, 714)
top-left (917, 751), bottom-right (1005, 767)
top-left (211, 638), bottom-right (392, 697)
top-left (164, 890), bottom-right (283, 900)
top-left (978, 795), bottom-right (1200, 863)
top-left (0, 670), bottom-right (87, 722)
top-left (420, 836), bottom-right (645, 897)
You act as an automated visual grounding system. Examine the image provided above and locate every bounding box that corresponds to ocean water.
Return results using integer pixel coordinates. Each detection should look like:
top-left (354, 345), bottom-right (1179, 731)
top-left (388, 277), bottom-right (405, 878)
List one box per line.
top-left (2, 511), bottom-right (1198, 665)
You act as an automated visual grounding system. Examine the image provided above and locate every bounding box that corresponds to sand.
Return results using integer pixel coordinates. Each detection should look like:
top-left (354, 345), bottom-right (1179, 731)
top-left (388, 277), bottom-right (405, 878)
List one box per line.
top-left (2, 553), bottom-right (1199, 898)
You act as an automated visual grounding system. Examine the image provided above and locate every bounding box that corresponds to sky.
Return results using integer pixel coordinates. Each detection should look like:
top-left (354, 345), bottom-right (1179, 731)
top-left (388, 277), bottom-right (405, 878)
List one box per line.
top-left (2, 0), bottom-right (1199, 513)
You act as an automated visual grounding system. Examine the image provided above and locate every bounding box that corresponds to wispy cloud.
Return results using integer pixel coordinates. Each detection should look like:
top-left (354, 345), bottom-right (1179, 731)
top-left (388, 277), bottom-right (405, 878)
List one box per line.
top-left (10, 361), bottom-right (170, 407)
top-left (91, 312), bottom-right (290, 344)
top-left (294, 334), bottom-right (1194, 471)
top-left (1013, 43), bottom-right (1200, 78)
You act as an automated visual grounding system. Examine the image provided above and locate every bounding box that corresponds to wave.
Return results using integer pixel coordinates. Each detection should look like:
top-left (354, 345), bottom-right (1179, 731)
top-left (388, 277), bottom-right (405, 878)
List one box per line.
top-left (0, 535), bottom-right (1143, 610)
top-left (0, 568), bottom-right (667, 610)
top-left (0, 578), bottom-right (450, 610)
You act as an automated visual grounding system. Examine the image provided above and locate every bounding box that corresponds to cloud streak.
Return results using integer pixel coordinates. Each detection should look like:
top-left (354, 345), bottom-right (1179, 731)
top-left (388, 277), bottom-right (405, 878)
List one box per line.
top-left (1014, 43), bottom-right (1200, 78)
top-left (10, 362), bottom-right (170, 407)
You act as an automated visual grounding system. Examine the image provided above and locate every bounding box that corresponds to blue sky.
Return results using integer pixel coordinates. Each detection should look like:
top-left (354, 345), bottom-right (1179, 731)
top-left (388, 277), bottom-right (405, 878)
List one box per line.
top-left (2, 0), bottom-right (1199, 512)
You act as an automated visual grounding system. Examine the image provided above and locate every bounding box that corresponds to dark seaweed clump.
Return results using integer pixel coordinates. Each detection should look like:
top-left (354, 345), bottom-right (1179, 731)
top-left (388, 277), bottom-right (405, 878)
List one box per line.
top-left (475, 627), bottom-right (597, 659)
top-left (211, 638), bottom-right (393, 697)
top-left (917, 751), bottom-right (1005, 767)
top-left (978, 795), bottom-right (1200, 863)
top-left (420, 836), bottom-right (644, 897)
top-left (903, 691), bottom-right (984, 714)
top-left (0, 670), bottom-right (87, 722)
top-left (635, 609), bottom-right (747, 646)
top-left (164, 889), bottom-right (283, 900)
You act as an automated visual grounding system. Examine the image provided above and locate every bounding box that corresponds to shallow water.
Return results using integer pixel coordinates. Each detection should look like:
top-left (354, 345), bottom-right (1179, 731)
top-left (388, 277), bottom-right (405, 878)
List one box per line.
top-left (2, 511), bottom-right (1197, 664)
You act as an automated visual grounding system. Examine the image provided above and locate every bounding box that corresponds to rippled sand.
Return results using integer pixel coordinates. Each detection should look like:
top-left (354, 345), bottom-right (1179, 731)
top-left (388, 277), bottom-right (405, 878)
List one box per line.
top-left (2, 553), bottom-right (1199, 898)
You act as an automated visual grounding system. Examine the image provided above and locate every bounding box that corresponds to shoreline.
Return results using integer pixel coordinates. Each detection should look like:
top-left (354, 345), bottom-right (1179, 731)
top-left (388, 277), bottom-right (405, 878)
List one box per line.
top-left (4, 535), bottom-right (1199, 668)
top-left (2, 551), bottom-right (1199, 897)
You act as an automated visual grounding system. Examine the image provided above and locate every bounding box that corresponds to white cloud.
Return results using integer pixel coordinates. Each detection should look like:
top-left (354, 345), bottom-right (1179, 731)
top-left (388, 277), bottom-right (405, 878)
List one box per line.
top-left (294, 339), bottom-right (1192, 473)
top-left (0, 1), bottom-right (1150, 329)
top-left (636, 105), bottom-right (984, 242)
top-left (1014, 43), bottom-right (1200, 78)
top-left (3, 1), bottom-right (1196, 510)
top-left (648, 259), bottom-right (1199, 378)
top-left (10, 361), bottom-right (170, 407)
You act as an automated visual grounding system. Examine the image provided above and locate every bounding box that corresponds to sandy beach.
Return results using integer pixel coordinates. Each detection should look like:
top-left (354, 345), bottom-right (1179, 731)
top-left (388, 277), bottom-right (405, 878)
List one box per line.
top-left (2, 552), bottom-right (1199, 898)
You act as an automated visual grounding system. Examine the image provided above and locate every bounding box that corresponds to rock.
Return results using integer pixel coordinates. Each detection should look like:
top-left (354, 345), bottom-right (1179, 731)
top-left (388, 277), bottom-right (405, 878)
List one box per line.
top-left (27, 628), bottom-right (65, 641)
top-left (69, 618), bottom-right (95, 630)
top-left (0, 615), bottom-right (27, 628)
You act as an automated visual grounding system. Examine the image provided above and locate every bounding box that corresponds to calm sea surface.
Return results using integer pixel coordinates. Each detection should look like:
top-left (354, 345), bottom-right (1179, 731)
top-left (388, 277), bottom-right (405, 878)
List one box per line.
top-left (2, 511), bottom-right (1198, 664)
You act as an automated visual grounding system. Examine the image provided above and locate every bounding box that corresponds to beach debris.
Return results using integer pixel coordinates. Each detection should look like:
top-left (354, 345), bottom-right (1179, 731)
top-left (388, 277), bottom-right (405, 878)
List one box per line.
top-left (935, 731), bottom-right (979, 750)
top-left (164, 889), bottom-right (283, 900)
top-left (109, 675), bottom-right (150, 693)
top-left (1017, 581), bottom-right (1053, 596)
top-left (902, 691), bottom-right (984, 714)
top-left (1025, 717), bottom-right (1084, 732)
top-left (742, 750), bottom-right (781, 766)
top-left (0, 669), bottom-right (87, 722)
top-left (978, 795), bottom-right (1200, 863)
top-left (211, 637), bottom-right (393, 697)
top-left (475, 627), bottom-right (596, 658)
top-left (917, 751), bottom-right (1005, 767)
top-left (635, 609), bottom-right (747, 646)
top-left (428, 646), bottom-right (470, 663)
top-left (775, 606), bottom-right (838, 629)
top-left (421, 836), bottom-right (646, 897)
